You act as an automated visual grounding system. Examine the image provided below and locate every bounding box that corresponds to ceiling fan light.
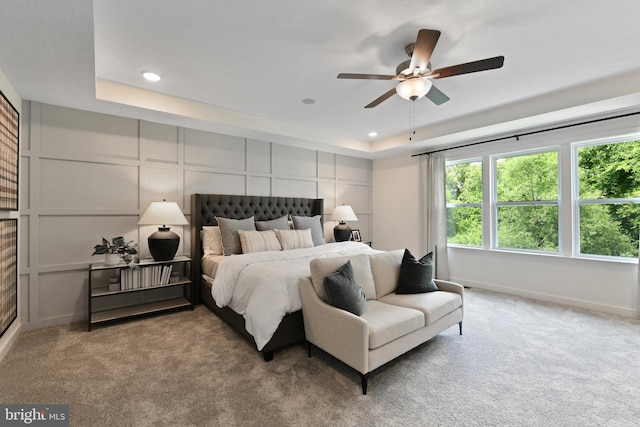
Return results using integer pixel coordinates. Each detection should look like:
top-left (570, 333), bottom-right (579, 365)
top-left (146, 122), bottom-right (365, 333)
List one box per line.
top-left (396, 78), bottom-right (432, 101)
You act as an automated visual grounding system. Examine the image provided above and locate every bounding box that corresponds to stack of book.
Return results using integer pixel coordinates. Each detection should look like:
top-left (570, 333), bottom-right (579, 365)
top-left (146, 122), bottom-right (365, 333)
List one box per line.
top-left (119, 265), bottom-right (174, 290)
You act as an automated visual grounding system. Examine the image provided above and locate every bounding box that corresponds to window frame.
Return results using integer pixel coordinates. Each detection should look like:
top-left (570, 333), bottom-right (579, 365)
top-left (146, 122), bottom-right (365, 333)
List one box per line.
top-left (445, 158), bottom-right (483, 247)
top-left (572, 137), bottom-right (640, 260)
top-left (491, 147), bottom-right (561, 253)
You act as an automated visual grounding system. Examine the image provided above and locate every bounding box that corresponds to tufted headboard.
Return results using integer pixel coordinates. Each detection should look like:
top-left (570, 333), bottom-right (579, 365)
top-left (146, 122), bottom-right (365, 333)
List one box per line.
top-left (189, 193), bottom-right (324, 304)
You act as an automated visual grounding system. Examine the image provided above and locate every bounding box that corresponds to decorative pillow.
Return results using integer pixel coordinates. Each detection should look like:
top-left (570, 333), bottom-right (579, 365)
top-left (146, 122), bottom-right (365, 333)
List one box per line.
top-left (309, 254), bottom-right (376, 301)
top-left (238, 230), bottom-right (282, 253)
top-left (291, 215), bottom-right (325, 246)
top-left (201, 226), bottom-right (223, 256)
top-left (216, 216), bottom-right (256, 255)
top-left (323, 261), bottom-right (367, 316)
top-left (396, 249), bottom-right (439, 294)
top-left (255, 215), bottom-right (289, 231)
top-left (273, 229), bottom-right (314, 251)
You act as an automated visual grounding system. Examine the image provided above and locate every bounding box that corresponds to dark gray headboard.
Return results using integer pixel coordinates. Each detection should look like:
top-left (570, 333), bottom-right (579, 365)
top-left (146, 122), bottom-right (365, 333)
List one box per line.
top-left (189, 194), bottom-right (324, 304)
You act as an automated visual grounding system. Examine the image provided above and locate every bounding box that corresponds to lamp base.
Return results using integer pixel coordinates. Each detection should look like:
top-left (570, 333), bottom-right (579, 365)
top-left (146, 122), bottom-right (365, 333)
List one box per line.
top-left (333, 223), bottom-right (352, 242)
top-left (148, 227), bottom-right (180, 261)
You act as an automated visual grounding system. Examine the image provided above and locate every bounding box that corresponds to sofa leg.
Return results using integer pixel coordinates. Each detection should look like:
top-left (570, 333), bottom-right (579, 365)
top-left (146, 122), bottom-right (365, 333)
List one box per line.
top-left (360, 373), bottom-right (369, 395)
top-left (459, 321), bottom-right (463, 335)
top-left (307, 341), bottom-right (312, 357)
top-left (262, 351), bottom-right (274, 362)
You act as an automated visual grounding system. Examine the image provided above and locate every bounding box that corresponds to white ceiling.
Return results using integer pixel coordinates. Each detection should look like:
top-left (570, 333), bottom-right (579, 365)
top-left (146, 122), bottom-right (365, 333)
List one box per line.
top-left (1, 0), bottom-right (639, 159)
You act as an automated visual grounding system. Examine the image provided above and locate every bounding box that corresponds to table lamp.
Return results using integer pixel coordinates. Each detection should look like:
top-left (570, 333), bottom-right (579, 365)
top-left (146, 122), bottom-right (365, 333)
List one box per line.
top-left (138, 200), bottom-right (189, 261)
top-left (330, 205), bottom-right (358, 242)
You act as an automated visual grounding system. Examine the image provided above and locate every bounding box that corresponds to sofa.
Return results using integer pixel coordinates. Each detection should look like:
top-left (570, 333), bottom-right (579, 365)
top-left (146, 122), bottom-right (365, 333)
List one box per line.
top-left (298, 249), bottom-right (464, 394)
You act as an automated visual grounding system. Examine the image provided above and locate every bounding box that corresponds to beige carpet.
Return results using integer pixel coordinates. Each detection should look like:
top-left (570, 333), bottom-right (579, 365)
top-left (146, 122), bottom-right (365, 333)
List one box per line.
top-left (1, 288), bottom-right (639, 426)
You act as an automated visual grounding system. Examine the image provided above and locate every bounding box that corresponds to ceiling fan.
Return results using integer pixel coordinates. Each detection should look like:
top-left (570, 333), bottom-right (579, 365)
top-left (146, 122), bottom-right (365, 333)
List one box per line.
top-left (337, 29), bottom-right (504, 108)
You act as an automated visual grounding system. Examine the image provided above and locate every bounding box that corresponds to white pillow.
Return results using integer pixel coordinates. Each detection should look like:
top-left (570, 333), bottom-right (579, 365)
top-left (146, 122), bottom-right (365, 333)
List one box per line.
top-left (238, 230), bottom-right (282, 253)
top-left (201, 226), bottom-right (223, 256)
top-left (274, 229), bottom-right (314, 251)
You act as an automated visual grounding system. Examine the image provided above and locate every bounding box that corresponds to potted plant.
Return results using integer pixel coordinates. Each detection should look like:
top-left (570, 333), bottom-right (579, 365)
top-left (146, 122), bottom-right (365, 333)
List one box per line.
top-left (92, 236), bottom-right (138, 265)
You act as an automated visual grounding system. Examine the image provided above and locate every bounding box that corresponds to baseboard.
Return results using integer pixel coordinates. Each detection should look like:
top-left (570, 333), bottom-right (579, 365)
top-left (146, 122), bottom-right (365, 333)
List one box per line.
top-left (0, 320), bottom-right (22, 363)
top-left (451, 277), bottom-right (638, 319)
top-left (20, 313), bottom-right (85, 331)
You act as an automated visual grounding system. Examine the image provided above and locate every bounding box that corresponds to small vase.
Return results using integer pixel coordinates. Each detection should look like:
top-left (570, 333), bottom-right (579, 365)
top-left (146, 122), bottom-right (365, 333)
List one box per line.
top-left (105, 253), bottom-right (120, 265)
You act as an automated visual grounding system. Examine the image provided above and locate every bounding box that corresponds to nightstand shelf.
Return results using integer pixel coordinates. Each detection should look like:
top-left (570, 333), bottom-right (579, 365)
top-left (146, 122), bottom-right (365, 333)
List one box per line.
top-left (88, 256), bottom-right (193, 330)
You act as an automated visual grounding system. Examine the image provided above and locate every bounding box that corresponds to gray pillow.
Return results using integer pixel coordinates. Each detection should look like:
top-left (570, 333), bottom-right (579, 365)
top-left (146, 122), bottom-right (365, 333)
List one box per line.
top-left (292, 215), bottom-right (325, 246)
top-left (216, 216), bottom-right (256, 255)
top-left (255, 215), bottom-right (289, 231)
top-left (323, 261), bottom-right (367, 316)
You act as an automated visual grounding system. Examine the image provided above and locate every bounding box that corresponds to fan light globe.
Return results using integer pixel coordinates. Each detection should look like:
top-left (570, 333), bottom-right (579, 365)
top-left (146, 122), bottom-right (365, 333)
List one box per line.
top-left (396, 78), bottom-right (432, 101)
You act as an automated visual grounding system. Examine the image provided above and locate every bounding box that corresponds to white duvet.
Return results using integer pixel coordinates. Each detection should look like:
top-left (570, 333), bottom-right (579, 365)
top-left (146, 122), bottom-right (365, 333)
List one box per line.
top-left (210, 241), bottom-right (376, 350)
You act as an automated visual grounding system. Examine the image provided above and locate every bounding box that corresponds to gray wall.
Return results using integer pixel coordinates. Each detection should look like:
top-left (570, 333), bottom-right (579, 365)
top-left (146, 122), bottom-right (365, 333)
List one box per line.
top-left (20, 102), bottom-right (372, 329)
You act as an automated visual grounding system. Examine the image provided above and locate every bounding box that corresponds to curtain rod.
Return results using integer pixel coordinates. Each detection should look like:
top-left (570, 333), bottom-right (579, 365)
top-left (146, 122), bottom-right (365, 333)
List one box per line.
top-left (411, 110), bottom-right (640, 157)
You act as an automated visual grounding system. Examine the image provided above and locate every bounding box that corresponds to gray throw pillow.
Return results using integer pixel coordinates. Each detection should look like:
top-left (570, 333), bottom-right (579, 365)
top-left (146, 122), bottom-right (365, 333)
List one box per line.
top-left (255, 215), bottom-right (289, 231)
top-left (216, 216), bottom-right (256, 255)
top-left (396, 249), bottom-right (439, 294)
top-left (323, 261), bottom-right (367, 316)
top-left (292, 215), bottom-right (325, 246)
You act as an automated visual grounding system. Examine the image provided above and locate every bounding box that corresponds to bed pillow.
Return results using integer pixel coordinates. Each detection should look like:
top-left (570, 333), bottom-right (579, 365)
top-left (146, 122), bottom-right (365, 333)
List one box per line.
top-left (216, 216), bottom-right (256, 255)
top-left (255, 215), bottom-right (289, 231)
top-left (323, 261), bottom-right (367, 316)
top-left (238, 230), bottom-right (282, 253)
top-left (201, 226), bottom-right (223, 256)
top-left (291, 215), bottom-right (325, 246)
top-left (396, 249), bottom-right (439, 294)
top-left (274, 229), bottom-right (314, 251)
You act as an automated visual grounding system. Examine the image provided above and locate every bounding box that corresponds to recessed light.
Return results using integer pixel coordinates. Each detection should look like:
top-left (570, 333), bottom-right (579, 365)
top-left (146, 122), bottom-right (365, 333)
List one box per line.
top-left (142, 71), bottom-right (161, 82)
top-left (368, 131), bottom-right (378, 137)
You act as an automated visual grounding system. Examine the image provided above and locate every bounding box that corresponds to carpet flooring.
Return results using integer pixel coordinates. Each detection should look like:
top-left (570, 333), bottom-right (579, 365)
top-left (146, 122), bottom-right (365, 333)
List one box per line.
top-left (1, 288), bottom-right (639, 426)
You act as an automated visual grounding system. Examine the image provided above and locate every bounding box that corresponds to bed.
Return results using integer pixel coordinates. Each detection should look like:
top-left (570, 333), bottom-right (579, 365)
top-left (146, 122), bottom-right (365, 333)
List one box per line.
top-left (190, 193), bottom-right (376, 361)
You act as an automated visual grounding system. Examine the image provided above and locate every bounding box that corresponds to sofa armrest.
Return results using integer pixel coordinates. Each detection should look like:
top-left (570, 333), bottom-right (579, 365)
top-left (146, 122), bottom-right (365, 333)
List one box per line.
top-left (434, 279), bottom-right (464, 317)
top-left (299, 277), bottom-right (370, 374)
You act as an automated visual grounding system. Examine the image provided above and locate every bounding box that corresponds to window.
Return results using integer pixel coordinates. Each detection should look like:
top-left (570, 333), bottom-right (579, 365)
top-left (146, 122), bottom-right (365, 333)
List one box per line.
top-left (494, 150), bottom-right (559, 252)
top-left (576, 139), bottom-right (640, 258)
top-left (446, 160), bottom-right (482, 246)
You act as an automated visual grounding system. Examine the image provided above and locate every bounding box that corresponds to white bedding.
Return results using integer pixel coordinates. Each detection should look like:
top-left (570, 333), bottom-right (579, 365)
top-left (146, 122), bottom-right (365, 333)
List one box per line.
top-left (211, 241), bottom-right (377, 350)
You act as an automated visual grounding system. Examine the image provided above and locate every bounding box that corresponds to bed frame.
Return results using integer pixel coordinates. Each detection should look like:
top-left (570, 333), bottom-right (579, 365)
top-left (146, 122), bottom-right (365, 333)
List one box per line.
top-left (190, 193), bottom-right (323, 361)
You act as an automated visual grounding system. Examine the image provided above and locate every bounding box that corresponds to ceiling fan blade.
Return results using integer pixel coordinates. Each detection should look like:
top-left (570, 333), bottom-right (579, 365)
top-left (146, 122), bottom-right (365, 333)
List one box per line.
top-left (364, 87), bottom-right (397, 108)
top-left (409, 29), bottom-right (441, 72)
top-left (337, 73), bottom-right (397, 80)
top-left (432, 56), bottom-right (504, 79)
top-left (425, 84), bottom-right (450, 105)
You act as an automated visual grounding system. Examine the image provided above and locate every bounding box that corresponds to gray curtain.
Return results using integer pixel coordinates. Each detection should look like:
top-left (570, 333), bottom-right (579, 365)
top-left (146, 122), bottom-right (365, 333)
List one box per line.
top-left (419, 152), bottom-right (449, 279)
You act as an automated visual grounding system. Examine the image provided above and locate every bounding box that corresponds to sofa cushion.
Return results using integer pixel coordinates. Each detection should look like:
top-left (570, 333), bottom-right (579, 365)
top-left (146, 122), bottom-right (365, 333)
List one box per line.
top-left (310, 254), bottom-right (376, 301)
top-left (323, 261), bottom-right (367, 316)
top-left (369, 249), bottom-right (404, 299)
top-left (379, 291), bottom-right (462, 326)
top-left (396, 249), bottom-right (439, 294)
top-left (361, 301), bottom-right (424, 350)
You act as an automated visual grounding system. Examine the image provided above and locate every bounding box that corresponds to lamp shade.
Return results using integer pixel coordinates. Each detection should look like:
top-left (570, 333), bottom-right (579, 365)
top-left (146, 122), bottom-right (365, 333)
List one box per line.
top-left (138, 201), bottom-right (189, 226)
top-left (139, 201), bottom-right (188, 261)
top-left (396, 78), bottom-right (432, 101)
top-left (330, 205), bottom-right (358, 242)
top-left (330, 205), bottom-right (358, 223)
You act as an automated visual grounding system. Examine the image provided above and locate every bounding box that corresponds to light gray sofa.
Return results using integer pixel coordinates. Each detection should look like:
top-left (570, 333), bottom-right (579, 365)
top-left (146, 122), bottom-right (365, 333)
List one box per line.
top-left (299, 249), bottom-right (464, 394)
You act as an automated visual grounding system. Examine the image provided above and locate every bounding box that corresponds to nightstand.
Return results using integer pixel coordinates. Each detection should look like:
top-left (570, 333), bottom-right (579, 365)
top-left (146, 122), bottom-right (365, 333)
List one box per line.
top-left (87, 256), bottom-right (193, 330)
